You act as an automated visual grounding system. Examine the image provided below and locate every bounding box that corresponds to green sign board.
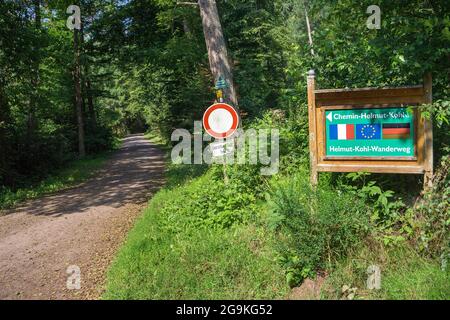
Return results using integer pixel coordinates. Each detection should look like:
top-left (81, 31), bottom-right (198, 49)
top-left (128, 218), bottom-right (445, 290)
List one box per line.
top-left (325, 107), bottom-right (415, 158)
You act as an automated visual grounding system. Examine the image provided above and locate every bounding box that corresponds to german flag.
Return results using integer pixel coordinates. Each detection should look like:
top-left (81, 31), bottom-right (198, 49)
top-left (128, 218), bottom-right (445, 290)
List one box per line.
top-left (382, 123), bottom-right (410, 139)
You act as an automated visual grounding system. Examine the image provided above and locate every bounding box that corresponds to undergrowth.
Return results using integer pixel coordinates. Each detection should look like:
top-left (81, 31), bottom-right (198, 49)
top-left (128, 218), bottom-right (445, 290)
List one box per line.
top-left (0, 152), bottom-right (111, 210)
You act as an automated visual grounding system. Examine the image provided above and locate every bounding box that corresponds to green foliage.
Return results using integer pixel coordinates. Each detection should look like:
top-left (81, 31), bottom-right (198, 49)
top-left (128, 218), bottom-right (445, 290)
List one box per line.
top-left (101, 0), bottom-right (450, 300)
top-left (419, 99), bottom-right (450, 161)
top-left (91, 0), bottom-right (212, 141)
top-left (0, 1), bottom-right (118, 188)
top-left (414, 156), bottom-right (450, 262)
top-left (267, 171), bottom-right (369, 287)
top-left (323, 244), bottom-right (449, 300)
top-left (104, 218), bottom-right (287, 299)
top-left (104, 164), bottom-right (287, 299)
top-left (0, 152), bottom-right (110, 210)
top-left (84, 125), bottom-right (117, 154)
top-left (379, 257), bottom-right (449, 300)
top-left (159, 168), bottom-right (260, 230)
top-left (219, 0), bottom-right (287, 116)
top-left (342, 172), bottom-right (408, 239)
top-left (420, 100), bottom-right (450, 128)
top-left (2, 0), bottom-right (448, 300)
top-left (339, 161), bottom-right (449, 261)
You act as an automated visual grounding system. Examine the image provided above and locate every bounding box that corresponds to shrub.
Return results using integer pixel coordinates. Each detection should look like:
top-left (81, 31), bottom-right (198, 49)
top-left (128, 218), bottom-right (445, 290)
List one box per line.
top-left (158, 167), bottom-right (260, 231)
top-left (268, 171), bottom-right (370, 286)
top-left (414, 156), bottom-right (450, 263)
top-left (85, 125), bottom-right (116, 154)
top-left (104, 165), bottom-right (287, 299)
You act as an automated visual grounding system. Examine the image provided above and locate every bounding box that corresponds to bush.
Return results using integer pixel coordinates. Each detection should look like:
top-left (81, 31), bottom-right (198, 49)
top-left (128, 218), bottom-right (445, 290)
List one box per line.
top-left (85, 125), bottom-right (117, 154)
top-left (267, 171), bottom-right (370, 286)
top-left (414, 156), bottom-right (450, 262)
top-left (10, 129), bottom-right (71, 186)
top-left (0, 153), bottom-right (108, 209)
top-left (158, 167), bottom-right (260, 230)
top-left (104, 164), bottom-right (288, 299)
top-left (1, 121), bottom-right (116, 189)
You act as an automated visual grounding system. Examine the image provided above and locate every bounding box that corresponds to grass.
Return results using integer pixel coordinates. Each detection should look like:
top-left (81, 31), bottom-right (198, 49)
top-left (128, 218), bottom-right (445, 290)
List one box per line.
top-left (103, 162), bottom-right (448, 300)
top-left (0, 152), bottom-right (112, 210)
top-left (103, 164), bottom-right (288, 300)
top-left (322, 243), bottom-right (450, 300)
top-left (376, 249), bottom-right (449, 300)
top-left (103, 132), bottom-right (449, 300)
top-left (145, 130), bottom-right (209, 188)
top-left (144, 131), bottom-right (171, 152)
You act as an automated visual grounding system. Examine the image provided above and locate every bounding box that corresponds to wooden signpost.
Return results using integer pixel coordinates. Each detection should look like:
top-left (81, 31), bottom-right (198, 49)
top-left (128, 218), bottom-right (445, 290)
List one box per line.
top-left (307, 70), bottom-right (433, 188)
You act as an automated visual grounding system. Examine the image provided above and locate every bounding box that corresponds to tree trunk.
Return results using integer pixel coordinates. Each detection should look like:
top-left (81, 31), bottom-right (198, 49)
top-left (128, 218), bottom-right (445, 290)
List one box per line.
top-left (86, 77), bottom-right (96, 127)
top-left (74, 28), bottom-right (86, 157)
top-left (304, 2), bottom-right (315, 56)
top-left (0, 80), bottom-right (10, 184)
top-left (80, 16), bottom-right (96, 128)
top-left (27, 0), bottom-right (41, 138)
top-left (198, 0), bottom-right (238, 107)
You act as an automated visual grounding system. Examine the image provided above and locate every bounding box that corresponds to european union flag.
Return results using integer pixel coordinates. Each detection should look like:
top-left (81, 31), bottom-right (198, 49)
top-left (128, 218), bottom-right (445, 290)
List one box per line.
top-left (356, 124), bottom-right (381, 140)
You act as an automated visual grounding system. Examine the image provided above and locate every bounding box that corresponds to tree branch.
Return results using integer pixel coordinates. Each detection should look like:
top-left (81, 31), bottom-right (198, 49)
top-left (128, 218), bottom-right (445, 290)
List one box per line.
top-left (177, 1), bottom-right (199, 6)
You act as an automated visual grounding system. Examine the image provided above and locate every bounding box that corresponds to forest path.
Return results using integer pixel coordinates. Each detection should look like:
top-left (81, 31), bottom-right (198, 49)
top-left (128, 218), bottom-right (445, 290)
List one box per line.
top-left (0, 134), bottom-right (165, 300)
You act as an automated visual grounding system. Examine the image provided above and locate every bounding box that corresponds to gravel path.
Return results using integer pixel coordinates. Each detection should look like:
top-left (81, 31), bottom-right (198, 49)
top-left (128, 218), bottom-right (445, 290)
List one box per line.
top-left (0, 134), bottom-right (165, 300)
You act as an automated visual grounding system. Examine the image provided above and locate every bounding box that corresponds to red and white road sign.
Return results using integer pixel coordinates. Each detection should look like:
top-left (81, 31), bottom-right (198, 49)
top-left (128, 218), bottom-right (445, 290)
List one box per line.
top-left (203, 103), bottom-right (239, 139)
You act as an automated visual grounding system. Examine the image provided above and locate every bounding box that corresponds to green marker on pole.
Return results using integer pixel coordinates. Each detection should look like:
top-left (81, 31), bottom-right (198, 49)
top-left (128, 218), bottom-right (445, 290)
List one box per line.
top-left (215, 76), bottom-right (228, 90)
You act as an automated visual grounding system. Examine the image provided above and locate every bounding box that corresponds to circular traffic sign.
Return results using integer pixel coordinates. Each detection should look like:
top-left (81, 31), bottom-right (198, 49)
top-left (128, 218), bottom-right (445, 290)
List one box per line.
top-left (203, 103), bottom-right (239, 139)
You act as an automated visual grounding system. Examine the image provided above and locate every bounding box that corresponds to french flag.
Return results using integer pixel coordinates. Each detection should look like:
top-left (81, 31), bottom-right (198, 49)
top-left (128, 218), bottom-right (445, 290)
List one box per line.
top-left (329, 124), bottom-right (355, 140)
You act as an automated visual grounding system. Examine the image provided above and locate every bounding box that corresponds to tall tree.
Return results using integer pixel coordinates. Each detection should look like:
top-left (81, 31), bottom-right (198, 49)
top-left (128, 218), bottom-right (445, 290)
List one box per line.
top-left (80, 9), bottom-right (96, 129)
top-left (0, 78), bottom-right (10, 184)
top-left (27, 0), bottom-right (41, 138)
top-left (303, 1), bottom-right (314, 56)
top-left (74, 25), bottom-right (86, 157)
top-left (198, 0), bottom-right (238, 107)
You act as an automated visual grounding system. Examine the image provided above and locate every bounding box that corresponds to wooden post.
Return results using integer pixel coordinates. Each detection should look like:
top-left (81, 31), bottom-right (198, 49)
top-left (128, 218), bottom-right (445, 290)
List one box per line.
top-left (307, 70), bottom-right (318, 186)
top-left (423, 72), bottom-right (433, 189)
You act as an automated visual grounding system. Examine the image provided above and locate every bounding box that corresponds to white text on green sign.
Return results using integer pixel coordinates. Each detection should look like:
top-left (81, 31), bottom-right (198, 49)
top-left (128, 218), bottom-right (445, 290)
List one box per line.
top-left (325, 107), bottom-right (415, 157)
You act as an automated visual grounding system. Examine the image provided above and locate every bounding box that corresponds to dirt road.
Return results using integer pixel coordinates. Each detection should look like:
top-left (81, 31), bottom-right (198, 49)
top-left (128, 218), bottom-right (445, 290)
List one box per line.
top-left (0, 134), bottom-right (165, 300)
